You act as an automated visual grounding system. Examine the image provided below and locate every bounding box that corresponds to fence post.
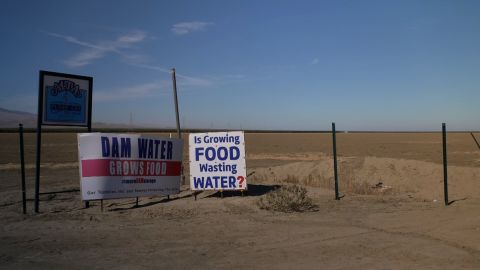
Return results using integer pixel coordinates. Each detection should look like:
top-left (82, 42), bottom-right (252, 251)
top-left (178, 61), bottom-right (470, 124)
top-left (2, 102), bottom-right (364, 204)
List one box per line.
top-left (19, 124), bottom-right (27, 214)
top-left (171, 68), bottom-right (182, 139)
top-left (171, 68), bottom-right (185, 187)
top-left (470, 132), bottom-right (480, 150)
top-left (442, 123), bottom-right (449, 206)
top-left (332, 122), bottom-right (340, 200)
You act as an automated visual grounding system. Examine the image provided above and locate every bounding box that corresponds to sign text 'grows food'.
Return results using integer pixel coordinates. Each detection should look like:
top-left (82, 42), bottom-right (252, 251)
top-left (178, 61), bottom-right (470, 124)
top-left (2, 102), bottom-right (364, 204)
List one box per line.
top-left (189, 131), bottom-right (247, 190)
top-left (78, 133), bottom-right (183, 200)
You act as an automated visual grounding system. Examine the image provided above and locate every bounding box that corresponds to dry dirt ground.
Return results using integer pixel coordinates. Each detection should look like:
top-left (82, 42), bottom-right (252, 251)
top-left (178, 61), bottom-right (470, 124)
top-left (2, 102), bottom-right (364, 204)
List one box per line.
top-left (1, 132), bottom-right (480, 269)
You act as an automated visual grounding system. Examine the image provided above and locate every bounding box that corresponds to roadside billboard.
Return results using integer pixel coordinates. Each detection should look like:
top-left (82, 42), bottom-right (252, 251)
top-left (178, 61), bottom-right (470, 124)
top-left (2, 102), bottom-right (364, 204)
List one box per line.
top-left (40, 71), bottom-right (92, 126)
top-left (78, 133), bottom-right (183, 200)
top-left (189, 131), bottom-right (247, 191)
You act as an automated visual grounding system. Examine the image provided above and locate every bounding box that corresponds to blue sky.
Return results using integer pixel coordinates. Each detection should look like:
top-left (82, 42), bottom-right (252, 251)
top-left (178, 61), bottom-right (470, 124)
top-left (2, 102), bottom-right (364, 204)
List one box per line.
top-left (1, 0), bottom-right (479, 130)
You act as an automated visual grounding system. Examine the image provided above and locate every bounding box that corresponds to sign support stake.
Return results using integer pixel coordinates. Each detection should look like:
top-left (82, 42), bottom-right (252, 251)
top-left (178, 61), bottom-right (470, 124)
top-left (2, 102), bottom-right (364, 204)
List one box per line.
top-left (85, 108), bottom-right (92, 209)
top-left (470, 132), bottom-right (480, 150)
top-left (34, 73), bottom-right (44, 213)
top-left (442, 123), bottom-right (449, 206)
top-left (332, 122), bottom-right (340, 200)
top-left (19, 124), bottom-right (27, 214)
top-left (171, 68), bottom-right (185, 188)
top-left (171, 68), bottom-right (182, 139)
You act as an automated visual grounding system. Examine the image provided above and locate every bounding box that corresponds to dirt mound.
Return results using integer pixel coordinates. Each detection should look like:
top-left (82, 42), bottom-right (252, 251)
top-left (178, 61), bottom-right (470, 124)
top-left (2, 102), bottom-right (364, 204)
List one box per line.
top-left (249, 156), bottom-right (480, 201)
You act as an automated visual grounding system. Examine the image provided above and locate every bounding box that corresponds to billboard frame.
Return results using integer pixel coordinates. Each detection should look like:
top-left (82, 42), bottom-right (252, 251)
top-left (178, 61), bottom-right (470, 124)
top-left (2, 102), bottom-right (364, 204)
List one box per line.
top-left (35, 70), bottom-right (93, 213)
top-left (38, 70), bottom-right (93, 127)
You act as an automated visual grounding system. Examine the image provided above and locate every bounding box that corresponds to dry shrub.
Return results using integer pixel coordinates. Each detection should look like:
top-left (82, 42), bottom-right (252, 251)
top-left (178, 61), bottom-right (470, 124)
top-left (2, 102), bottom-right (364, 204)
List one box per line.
top-left (257, 184), bottom-right (316, 212)
top-left (283, 174), bottom-right (299, 184)
top-left (340, 166), bottom-right (395, 195)
top-left (313, 173), bottom-right (334, 189)
top-left (252, 160), bottom-right (396, 196)
top-left (281, 169), bottom-right (380, 195)
top-left (344, 180), bottom-right (376, 195)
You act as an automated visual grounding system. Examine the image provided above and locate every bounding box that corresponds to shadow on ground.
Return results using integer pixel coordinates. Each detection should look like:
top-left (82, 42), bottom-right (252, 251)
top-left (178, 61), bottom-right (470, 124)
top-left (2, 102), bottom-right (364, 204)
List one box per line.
top-left (205, 184), bottom-right (281, 198)
top-left (108, 192), bottom-right (195, 211)
top-left (85, 184), bottom-right (281, 211)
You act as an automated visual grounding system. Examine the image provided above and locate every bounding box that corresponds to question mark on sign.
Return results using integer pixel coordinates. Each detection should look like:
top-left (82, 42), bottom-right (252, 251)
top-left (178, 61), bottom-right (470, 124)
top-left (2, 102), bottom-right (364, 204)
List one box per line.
top-left (237, 176), bottom-right (245, 188)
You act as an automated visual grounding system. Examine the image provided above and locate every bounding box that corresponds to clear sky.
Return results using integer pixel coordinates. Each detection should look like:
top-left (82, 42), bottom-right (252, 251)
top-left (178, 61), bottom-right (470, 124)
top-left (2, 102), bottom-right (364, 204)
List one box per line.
top-left (1, 0), bottom-right (479, 131)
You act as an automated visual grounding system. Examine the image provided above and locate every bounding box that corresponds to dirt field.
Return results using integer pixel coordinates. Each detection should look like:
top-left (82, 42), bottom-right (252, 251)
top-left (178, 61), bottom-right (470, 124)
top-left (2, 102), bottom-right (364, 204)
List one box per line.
top-left (1, 132), bottom-right (480, 269)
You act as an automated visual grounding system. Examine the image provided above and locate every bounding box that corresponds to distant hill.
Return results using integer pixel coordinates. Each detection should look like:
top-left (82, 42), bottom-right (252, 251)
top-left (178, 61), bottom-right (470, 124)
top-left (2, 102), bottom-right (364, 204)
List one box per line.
top-left (0, 107), bottom-right (37, 127)
top-left (0, 107), bottom-right (154, 129)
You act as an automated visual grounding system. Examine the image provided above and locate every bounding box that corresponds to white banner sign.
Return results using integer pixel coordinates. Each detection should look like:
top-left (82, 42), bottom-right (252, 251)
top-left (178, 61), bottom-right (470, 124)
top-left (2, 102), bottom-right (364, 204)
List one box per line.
top-left (78, 133), bottom-right (183, 200)
top-left (189, 131), bottom-right (247, 190)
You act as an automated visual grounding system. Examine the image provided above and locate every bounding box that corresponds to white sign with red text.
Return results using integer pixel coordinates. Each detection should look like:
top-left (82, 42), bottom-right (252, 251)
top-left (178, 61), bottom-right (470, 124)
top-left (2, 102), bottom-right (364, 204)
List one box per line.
top-left (78, 133), bottom-right (183, 200)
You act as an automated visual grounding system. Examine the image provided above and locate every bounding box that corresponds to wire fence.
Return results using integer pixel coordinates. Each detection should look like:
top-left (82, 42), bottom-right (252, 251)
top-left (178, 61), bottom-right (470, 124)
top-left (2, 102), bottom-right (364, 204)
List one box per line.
top-left (2, 127), bottom-right (480, 209)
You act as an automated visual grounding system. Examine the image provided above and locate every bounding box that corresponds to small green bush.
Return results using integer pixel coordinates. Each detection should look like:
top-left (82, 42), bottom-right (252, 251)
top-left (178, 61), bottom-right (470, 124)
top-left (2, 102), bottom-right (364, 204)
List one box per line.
top-left (257, 184), bottom-right (316, 212)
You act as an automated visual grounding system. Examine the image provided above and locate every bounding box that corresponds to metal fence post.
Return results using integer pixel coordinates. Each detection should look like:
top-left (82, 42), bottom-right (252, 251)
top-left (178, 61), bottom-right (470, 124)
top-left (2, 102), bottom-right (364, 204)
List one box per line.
top-left (442, 123), bottom-right (448, 206)
top-left (19, 124), bottom-right (27, 214)
top-left (332, 122), bottom-right (340, 200)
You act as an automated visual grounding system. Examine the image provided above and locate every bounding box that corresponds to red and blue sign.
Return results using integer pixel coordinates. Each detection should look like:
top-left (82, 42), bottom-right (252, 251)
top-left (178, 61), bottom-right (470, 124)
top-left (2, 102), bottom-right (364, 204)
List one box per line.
top-left (78, 133), bottom-right (184, 200)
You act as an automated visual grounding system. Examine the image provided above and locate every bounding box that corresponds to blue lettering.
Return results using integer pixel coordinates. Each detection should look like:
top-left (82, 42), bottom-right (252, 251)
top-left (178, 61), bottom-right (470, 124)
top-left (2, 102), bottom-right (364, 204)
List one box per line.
top-left (138, 138), bottom-right (148, 158)
top-left (229, 176), bottom-right (236, 188)
top-left (205, 147), bottom-right (216, 161)
top-left (193, 175), bottom-right (240, 189)
top-left (195, 147), bottom-right (204, 161)
top-left (167, 142), bottom-right (173, 159)
top-left (221, 176), bottom-right (228, 188)
top-left (195, 146), bottom-right (241, 161)
top-left (147, 140), bottom-right (154, 158)
top-left (213, 176), bottom-right (220, 187)
top-left (217, 147), bottom-right (228, 160)
top-left (111, 137), bottom-right (119, 158)
top-left (229, 146), bottom-right (240, 160)
top-left (120, 138), bottom-right (131, 158)
top-left (154, 140), bottom-right (160, 158)
top-left (205, 177), bottom-right (213, 189)
top-left (193, 177), bottom-right (205, 189)
top-left (101, 137), bottom-right (110, 157)
top-left (199, 164), bottom-right (208, 172)
top-left (160, 141), bottom-right (166, 159)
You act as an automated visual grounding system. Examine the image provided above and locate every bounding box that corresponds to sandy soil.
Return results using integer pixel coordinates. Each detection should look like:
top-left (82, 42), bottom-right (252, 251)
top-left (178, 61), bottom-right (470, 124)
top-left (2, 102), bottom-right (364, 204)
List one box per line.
top-left (1, 132), bottom-right (480, 269)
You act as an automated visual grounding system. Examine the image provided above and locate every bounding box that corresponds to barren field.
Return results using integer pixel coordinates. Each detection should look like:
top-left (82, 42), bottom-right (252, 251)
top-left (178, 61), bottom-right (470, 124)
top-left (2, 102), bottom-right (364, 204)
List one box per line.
top-left (1, 132), bottom-right (480, 269)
